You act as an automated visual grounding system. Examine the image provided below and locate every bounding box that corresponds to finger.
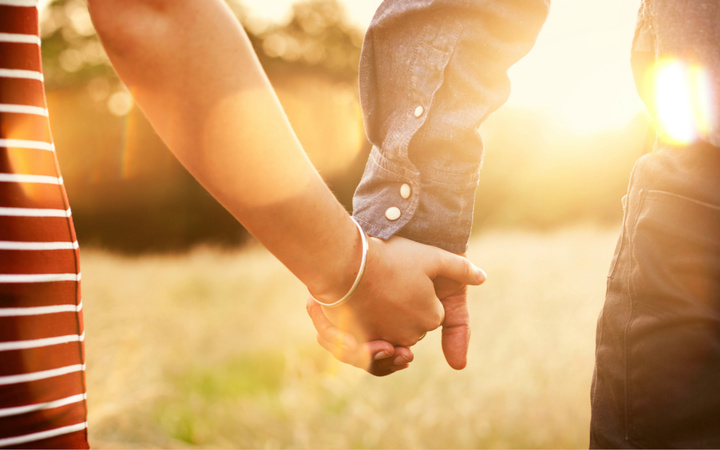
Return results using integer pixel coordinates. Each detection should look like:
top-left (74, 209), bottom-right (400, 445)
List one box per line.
top-left (308, 299), bottom-right (414, 375)
top-left (366, 340), bottom-right (397, 362)
top-left (392, 346), bottom-right (414, 366)
top-left (432, 252), bottom-right (487, 286)
top-left (389, 363), bottom-right (410, 373)
top-left (394, 346), bottom-right (414, 362)
top-left (306, 297), bottom-right (357, 350)
top-left (316, 335), bottom-right (403, 376)
top-left (440, 290), bottom-right (471, 370)
top-left (316, 334), bottom-right (368, 368)
top-left (368, 344), bottom-right (413, 376)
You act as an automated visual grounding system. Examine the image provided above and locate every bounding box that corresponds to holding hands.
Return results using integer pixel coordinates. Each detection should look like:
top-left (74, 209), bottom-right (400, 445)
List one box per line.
top-left (307, 232), bottom-right (485, 376)
top-left (87, 0), bottom-right (485, 379)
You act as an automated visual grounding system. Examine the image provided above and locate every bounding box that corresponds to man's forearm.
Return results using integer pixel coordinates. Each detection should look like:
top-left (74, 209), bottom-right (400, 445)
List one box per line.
top-left (353, 0), bottom-right (550, 253)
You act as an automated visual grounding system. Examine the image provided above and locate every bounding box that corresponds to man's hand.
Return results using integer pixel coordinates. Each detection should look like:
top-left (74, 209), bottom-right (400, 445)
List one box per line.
top-left (434, 275), bottom-right (472, 370)
top-left (314, 236), bottom-right (484, 347)
top-left (306, 237), bottom-right (485, 374)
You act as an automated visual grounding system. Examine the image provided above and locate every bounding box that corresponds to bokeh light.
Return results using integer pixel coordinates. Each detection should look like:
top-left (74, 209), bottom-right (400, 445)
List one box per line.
top-left (507, 0), bottom-right (645, 136)
top-left (107, 90), bottom-right (133, 117)
top-left (654, 59), bottom-right (715, 145)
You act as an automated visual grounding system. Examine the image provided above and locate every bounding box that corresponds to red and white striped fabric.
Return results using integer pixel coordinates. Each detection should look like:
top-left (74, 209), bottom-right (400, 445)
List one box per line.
top-left (0, 0), bottom-right (88, 448)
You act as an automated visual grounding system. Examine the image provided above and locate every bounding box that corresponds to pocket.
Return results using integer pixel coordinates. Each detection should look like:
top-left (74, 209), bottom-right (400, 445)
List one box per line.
top-left (625, 189), bottom-right (720, 447)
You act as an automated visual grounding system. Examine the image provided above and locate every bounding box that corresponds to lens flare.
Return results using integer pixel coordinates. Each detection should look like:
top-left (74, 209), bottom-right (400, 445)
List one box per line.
top-left (653, 59), bottom-right (715, 145)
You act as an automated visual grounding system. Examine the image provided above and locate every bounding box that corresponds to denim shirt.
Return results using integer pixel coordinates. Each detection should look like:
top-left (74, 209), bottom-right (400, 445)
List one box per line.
top-left (352, 0), bottom-right (550, 253)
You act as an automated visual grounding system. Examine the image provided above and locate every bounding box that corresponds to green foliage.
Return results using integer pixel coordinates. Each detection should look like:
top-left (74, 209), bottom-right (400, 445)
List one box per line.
top-left (40, 0), bottom-right (115, 89)
top-left (155, 353), bottom-right (288, 445)
top-left (39, 0), bottom-right (646, 253)
top-left (240, 0), bottom-right (363, 80)
top-left (40, 0), bottom-right (361, 90)
top-left (40, 0), bottom-right (364, 253)
top-left (179, 353), bottom-right (287, 401)
top-left (82, 229), bottom-right (616, 448)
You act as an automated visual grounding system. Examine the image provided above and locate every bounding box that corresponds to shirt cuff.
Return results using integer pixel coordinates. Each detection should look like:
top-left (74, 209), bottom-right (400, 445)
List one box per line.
top-left (352, 146), bottom-right (479, 254)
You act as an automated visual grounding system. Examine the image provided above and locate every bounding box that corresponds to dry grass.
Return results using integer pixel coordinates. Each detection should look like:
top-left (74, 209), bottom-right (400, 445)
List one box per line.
top-left (82, 226), bottom-right (619, 449)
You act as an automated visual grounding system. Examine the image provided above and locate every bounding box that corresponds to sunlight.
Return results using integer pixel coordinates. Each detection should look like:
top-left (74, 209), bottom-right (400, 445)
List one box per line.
top-left (506, 0), bottom-right (645, 135)
top-left (241, 0), bottom-right (381, 29)
top-left (654, 59), bottom-right (715, 145)
top-left (557, 61), bottom-right (644, 135)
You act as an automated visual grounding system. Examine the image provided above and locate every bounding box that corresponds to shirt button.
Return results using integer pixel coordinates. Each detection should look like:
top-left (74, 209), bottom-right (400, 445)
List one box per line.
top-left (400, 183), bottom-right (412, 199)
top-left (414, 105), bottom-right (424, 118)
top-left (385, 206), bottom-right (401, 221)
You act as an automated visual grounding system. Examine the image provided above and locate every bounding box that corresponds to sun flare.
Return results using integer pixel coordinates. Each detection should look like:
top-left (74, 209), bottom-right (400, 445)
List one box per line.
top-left (654, 59), bottom-right (715, 145)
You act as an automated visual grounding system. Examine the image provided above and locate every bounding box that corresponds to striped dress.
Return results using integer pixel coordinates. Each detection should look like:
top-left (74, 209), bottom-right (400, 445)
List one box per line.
top-left (0, 0), bottom-right (88, 448)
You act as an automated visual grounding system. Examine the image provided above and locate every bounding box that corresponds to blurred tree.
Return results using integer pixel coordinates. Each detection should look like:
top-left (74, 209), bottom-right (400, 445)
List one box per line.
top-left (39, 0), bottom-right (367, 253)
top-left (40, 0), bottom-right (114, 90)
top-left (40, 0), bottom-right (362, 103)
top-left (250, 0), bottom-right (363, 80)
top-left (37, 0), bottom-right (643, 253)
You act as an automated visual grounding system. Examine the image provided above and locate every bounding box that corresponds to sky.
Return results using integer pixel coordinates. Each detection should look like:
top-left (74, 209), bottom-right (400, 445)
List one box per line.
top-left (47, 0), bottom-right (646, 135)
top-left (243, 0), bottom-right (647, 134)
top-left (507, 0), bottom-right (646, 133)
top-left (242, 0), bottom-right (382, 29)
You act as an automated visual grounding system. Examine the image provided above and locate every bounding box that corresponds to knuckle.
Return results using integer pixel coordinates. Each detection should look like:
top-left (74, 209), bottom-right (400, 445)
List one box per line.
top-left (394, 331), bottom-right (418, 348)
top-left (436, 303), bottom-right (446, 326)
top-left (422, 309), bottom-right (444, 331)
top-left (462, 257), bottom-right (472, 280)
top-left (432, 314), bottom-right (444, 330)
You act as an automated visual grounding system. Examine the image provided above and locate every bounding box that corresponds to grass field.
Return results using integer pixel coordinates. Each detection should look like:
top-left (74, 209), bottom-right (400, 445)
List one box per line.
top-left (81, 227), bottom-right (619, 449)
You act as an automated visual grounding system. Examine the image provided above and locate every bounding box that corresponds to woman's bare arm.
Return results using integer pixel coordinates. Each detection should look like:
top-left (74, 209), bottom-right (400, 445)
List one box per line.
top-left (87, 0), bottom-right (485, 351)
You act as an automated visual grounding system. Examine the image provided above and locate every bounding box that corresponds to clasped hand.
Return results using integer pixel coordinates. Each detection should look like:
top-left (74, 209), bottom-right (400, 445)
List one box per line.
top-left (307, 235), bottom-right (486, 376)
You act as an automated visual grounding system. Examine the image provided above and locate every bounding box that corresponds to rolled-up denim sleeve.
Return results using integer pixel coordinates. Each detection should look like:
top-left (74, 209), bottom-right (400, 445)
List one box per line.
top-left (352, 0), bottom-right (549, 253)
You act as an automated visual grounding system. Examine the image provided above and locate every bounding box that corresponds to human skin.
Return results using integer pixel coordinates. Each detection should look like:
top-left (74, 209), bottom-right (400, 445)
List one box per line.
top-left (308, 262), bottom-right (476, 375)
top-left (87, 0), bottom-right (485, 354)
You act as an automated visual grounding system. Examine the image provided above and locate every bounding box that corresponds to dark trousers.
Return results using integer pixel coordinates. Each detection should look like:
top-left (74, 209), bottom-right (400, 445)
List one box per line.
top-left (590, 141), bottom-right (720, 448)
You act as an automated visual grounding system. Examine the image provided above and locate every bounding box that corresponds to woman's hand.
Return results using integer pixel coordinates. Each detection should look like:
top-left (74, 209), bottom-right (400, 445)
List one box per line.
top-left (306, 299), bottom-right (415, 376)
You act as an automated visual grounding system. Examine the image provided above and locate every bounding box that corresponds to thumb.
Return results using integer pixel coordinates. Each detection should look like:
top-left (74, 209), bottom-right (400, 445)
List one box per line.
top-left (433, 251), bottom-right (487, 286)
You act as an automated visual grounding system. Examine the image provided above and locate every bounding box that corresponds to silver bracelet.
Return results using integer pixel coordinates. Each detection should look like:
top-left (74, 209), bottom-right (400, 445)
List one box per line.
top-left (310, 216), bottom-right (369, 307)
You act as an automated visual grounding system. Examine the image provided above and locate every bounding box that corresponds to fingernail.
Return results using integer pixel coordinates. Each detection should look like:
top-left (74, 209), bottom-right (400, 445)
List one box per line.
top-left (373, 350), bottom-right (392, 361)
top-left (476, 268), bottom-right (487, 283)
top-left (393, 354), bottom-right (412, 365)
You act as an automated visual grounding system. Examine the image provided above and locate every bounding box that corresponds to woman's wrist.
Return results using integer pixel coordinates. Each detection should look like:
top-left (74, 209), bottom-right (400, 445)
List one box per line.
top-left (304, 214), bottom-right (367, 303)
top-left (308, 217), bottom-right (368, 307)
